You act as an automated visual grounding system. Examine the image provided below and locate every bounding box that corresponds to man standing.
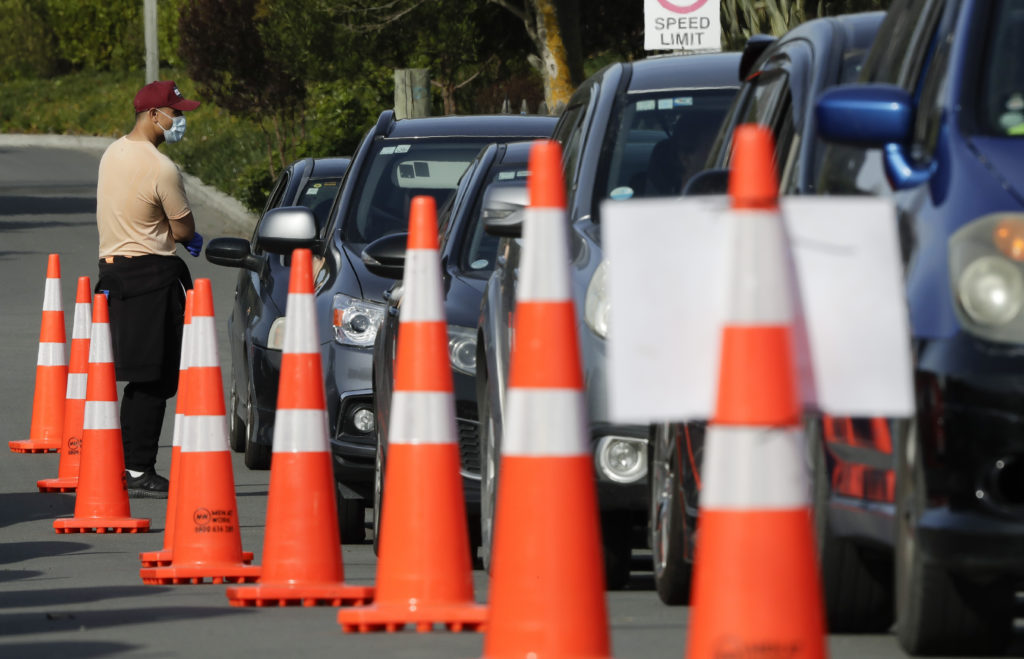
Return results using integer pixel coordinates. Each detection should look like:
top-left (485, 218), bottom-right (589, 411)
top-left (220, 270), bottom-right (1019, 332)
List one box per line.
top-left (95, 80), bottom-right (204, 498)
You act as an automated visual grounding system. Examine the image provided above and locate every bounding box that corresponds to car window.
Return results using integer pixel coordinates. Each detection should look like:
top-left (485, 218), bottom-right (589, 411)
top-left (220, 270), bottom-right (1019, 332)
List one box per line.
top-left (595, 88), bottom-right (735, 201)
top-left (977, 0), bottom-right (1024, 136)
top-left (295, 176), bottom-right (343, 237)
top-left (254, 169), bottom-right (290, 249)
top-left (440, 155), bottom-right (483, 248)
top-left (341, 140), bottom-right (491, 246)
top-left (461, 164), bottom-right (531, 276)
top-left (861, 0), bottom-right (943, 89)
top-left (552, 84), bottom-right (595, 204)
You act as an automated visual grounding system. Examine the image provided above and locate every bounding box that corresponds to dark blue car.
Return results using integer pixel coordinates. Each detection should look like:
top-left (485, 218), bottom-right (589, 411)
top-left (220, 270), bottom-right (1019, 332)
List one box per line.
top-left (814, 0), bottom-right (1024, 654)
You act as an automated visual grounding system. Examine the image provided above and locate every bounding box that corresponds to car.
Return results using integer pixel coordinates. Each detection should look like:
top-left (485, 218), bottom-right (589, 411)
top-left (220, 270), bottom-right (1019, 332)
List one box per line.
top-left (366, 138), bottom-right (550, 557)
top-left (205, 155), bottom-right (349, 468)
top-left (809, 0), bottom-right (1024, 653)
top-left (279, 111), bottom-right (555, 544)
top-left (647, 11), bottom-right (885, 608)
top-left (476, 52), bottom-right (740, 589)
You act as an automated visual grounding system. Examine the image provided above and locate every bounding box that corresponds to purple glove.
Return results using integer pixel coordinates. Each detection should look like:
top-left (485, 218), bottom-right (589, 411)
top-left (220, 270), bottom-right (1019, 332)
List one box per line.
top-left (185, 232), bottom-right (203, 257)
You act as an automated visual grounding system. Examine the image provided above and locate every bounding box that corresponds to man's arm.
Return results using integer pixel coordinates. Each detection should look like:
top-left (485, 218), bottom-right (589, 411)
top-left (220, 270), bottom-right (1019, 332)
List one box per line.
top-left (169, 211), bottom-right (196, 243)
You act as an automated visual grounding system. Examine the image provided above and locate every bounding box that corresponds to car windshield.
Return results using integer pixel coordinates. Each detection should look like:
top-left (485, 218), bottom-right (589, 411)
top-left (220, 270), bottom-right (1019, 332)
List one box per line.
top-left (597, 88), bottom-right (736, 202)
top-left (461, 162), bottom-right (530, 276)
top-left (342, 139), bottom-right (492, 245)
top-left (978, 0), bottom-right (1024, 136)
top-left (296, 177), bottom-right (343, 236)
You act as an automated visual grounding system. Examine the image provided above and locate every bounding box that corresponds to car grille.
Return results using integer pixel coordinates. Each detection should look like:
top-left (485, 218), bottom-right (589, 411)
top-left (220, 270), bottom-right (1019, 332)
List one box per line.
top-left (457, 418), bottom-right (480, 476)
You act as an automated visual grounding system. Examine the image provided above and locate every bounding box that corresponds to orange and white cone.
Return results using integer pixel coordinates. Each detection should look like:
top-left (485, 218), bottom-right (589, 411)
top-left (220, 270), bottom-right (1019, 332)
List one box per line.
top-left (685, 124), bottom-right (826, 658)
top-left (338, 196), bottom-right (485, 633)
top-left (53, 293), bottom-right (149, 534)
top-left (227, 248), bottom-right (373, 607)
top-left (38, 276), bottom-right (92, 491)
top-left (140, 279), bottom-right (260, 585)
top-left (11, 253), bottom-right (67, 454)
top-left (481, 140), bottom-right (611, 658)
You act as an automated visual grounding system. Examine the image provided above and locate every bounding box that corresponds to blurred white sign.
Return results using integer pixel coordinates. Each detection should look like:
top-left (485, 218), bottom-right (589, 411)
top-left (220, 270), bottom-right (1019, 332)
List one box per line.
top-left (602, 195), bottom-right (914, 423)
top-left (644, 0), bottom-right (722, 52)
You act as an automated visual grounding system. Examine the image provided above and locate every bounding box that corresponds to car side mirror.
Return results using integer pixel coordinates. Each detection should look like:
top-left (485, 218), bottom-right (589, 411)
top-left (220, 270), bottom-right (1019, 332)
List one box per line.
top-left (816, 84), bottom-right (913, 147)
top-left (255, 206), bottom-right (318, 255)
top-left (482, 184), bottom-right (528, 238)
top-left (205, 237), bottom-right (265, 274)
top-left (362, 232), bottom-right (408, 279)
top-left (682, 168), bottom-right (730, 196)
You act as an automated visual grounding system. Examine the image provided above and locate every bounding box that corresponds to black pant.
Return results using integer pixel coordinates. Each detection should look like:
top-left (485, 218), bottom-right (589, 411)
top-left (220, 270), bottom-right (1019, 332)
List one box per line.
top-left (121, 371), bottom-right (178, 472)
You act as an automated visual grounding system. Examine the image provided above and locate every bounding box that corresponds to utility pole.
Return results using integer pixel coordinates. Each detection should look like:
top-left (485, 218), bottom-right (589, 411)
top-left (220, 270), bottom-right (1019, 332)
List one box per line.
top-left (144, 0), bottom-right (158, 83)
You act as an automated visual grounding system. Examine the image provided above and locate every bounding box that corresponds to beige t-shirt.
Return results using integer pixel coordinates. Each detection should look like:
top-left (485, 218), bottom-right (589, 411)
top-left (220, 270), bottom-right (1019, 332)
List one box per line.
top-left (96, 136), bottom-right (192, 258)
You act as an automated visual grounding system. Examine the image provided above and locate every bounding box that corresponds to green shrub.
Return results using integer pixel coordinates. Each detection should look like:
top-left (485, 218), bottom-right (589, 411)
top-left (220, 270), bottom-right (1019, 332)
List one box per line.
top-left (0, 0), bottom-right (56, 80)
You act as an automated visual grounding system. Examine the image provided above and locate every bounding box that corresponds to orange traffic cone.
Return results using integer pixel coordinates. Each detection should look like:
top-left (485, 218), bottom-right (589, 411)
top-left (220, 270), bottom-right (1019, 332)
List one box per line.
top-left (685, 124), bottom-right (826, 658)
top-left (338, 196), bottom-right (485, 633)
top-left (53, 293), bottom-right (150, 534)
top-left (140, 278), bottom-right (260, 585)
top-left (227, 248), bottom-right (374, 607)
top-left (480, 140), bottom-right (610, 658)
top-left (38, 276), bottom-right (92, 491)
top-left (11, 253), bottom-right (67, 453)
top-left (140, 290), bottom-right (191, 567)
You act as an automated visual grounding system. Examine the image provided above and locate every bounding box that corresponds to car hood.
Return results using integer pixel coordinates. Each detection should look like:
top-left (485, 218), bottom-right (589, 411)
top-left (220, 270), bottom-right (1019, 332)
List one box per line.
top-left (444, 271), bottom-right (487, 330)
top-left (968, 136), bottom-right (1024, 205)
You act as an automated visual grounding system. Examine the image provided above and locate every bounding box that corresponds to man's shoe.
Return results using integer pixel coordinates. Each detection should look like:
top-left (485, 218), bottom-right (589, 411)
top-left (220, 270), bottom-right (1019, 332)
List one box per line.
top-left (125, 470), bottom-right (170, 499)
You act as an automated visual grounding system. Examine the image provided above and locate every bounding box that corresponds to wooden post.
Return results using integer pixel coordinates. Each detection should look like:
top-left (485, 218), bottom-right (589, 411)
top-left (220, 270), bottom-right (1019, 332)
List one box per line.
top-left (394, 68), bottom-right (430, 119)
top-left (144, 0), bottom-right (158, 83)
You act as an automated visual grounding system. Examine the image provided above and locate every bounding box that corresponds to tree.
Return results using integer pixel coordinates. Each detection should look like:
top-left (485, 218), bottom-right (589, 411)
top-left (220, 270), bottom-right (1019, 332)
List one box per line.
top-left (178, 0), bottom-right (307, 175)
top-left (722, 0), bottom-right (893, 50)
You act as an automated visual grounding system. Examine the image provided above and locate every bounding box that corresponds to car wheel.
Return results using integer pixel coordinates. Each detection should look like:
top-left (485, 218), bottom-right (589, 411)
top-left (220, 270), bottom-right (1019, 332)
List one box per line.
top-left (242, 385), bottom-right (271, 470)
top-left (895, 421), bottom-right (1013, 655)
top-left (228, 380), bottom-right (246, 453)
top-left (601, 510), bottom-right (632, 591)
top-left (478, 366), bottom-right (498, 574)
top-left (337, 490), bottom-right (367, 545)
top-left (809, 416), bottom-right (892, 632)
top-left (372, 429), bottom-right (384, 556)
top-left (649, 423), bottom-right (691, 605)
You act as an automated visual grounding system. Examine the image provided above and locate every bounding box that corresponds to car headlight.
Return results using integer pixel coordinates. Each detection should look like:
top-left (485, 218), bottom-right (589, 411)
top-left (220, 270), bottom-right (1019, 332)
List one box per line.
top-left (332, 293), bottom-right (384, 347)
top-left (448, 325), bottom-right (477, 376)
top-left (950, 213), bottom-right (1024, 342)
top-left (267, 317), bottom-right (287, 351)
top-left (585, 259), bottom-right (610, 339)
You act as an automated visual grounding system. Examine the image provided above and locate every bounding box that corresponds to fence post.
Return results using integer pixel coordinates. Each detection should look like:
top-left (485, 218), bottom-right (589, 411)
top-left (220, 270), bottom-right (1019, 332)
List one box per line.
top-left (144, 0), bottom-right (158, 83)
top-left (394, 68), bottom-right (431, 119)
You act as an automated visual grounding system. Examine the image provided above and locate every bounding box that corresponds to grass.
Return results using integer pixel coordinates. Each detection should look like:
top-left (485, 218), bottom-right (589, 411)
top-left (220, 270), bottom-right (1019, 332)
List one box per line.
top-left (0, 68), bottom-right (269, 210)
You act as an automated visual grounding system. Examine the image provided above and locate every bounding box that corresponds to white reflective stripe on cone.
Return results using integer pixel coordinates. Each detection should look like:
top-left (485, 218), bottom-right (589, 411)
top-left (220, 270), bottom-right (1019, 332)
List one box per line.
top-left (398, 249), bottom-right (445, 323)
top-left (172, 413), bottom-right (184, 448)
top-left (37, 342), bottom-right (67, 367)
top-left (518, 208), bottom-right (571, 302)
top-left (66, 373), bottom-right (87, 400)
top-left (88, 325), bottom-right (113, 364)
top-left (723, 209), bottom-right (794, 324)
top-left (699, 425), bottom-right (811, 510)
top-left (272, 408), bottom-right (330, 453)
top-left (83, 400), bottom-right (119, 431)
top-left (189, 317), bottom-right (220, 368)
top-left (72, 304), bottom-right (92, 339)
top-left (388, 391), bottom-right (457, 446)
top-left (177, 325), bottom-right (192, 370)
top-left (42, 279), bottom-right (62, 311)
top-left (282, 293), bottom-right (318, 354)
top-left (180, 414), bottom-right (230, 453)
top-left (503, 388), bottom-right (589, 457)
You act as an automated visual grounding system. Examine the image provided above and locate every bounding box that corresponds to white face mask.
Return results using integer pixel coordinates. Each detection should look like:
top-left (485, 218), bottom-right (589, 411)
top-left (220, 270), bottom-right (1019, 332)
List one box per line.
top-left (156, 109), bottom-right (186, 143)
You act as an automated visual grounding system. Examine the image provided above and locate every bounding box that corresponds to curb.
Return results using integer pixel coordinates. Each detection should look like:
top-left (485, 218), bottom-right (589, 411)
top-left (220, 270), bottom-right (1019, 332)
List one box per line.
top-left (0, 133), bottom-right (258, 238)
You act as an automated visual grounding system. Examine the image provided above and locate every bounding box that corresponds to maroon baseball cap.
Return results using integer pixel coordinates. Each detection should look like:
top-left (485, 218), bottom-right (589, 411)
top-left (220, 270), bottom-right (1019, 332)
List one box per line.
top-left (133, 80), bottom-right (200, 113)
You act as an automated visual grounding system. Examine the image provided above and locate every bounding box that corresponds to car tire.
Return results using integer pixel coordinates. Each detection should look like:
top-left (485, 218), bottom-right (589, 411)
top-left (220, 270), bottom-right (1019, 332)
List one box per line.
top-left (895, 421), bottom-right (1014, 655)
top-left (649, 423), bottom-right (692, 605)
top-left (228, 380), bottom-right (246, 453)
top-left (478, 362), bottom-right (498, 574)
top-left (337, 488), bottom-right (367, 545)
top-left (808, 416), bottom-right (892, 633)
top-left (601, 510), bottom-right (632, 591)
top-left (242, 384), bottom-right (271, 470)
top-left (372, 429), bottom-right (384, 556)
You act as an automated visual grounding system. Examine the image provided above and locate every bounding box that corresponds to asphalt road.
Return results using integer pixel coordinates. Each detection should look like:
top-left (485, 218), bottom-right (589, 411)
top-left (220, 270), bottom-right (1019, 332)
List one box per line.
top-left (0, 140), bottom-right (1012, 658)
